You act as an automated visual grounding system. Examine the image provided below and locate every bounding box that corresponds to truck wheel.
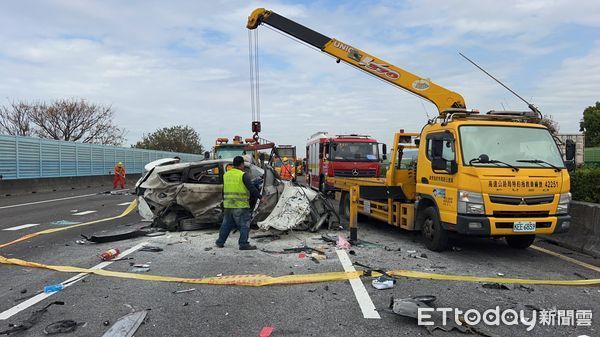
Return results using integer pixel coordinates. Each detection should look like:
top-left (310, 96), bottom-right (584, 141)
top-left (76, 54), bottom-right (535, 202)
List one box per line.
top-left (505, 235), bottom-right (535, 249)
top-left (339, 191), bottom-right (350, 220)
top-left (420, 207), bottom-right (449, 251)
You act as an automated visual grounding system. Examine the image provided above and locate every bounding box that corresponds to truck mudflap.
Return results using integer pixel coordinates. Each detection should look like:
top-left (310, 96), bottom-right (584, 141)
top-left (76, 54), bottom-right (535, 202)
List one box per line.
top-left (444, 214), bottom-right (571, 236)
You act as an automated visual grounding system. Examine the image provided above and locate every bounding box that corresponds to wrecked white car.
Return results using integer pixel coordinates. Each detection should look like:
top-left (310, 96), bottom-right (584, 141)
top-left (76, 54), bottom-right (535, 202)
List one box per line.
top-left (137, 157), bottom-right (338, 232)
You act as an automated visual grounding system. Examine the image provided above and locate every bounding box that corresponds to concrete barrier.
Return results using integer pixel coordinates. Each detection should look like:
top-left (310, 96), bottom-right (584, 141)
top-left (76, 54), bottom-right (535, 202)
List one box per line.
top-left (541, 201), bottom-right (600, 258)
top-left (0, 174), bottom-right (142, 197)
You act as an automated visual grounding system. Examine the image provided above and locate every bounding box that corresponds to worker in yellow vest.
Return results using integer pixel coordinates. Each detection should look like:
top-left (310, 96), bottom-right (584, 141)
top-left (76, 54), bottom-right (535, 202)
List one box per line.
top-left (216, 156), bottom-right (261, 250)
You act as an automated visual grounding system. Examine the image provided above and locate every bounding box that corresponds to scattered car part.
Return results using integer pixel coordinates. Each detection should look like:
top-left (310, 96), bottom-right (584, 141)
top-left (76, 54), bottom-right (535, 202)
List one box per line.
top-left (481, 283), bottom-right (510, 290)
top-left (83, 229), bottom-right (147, 243)
top-left (43, 320), bottom-right (84, 334)
top-left (139, 246), bottom-right (163, 252)
top-left (101, 311), bottom-right (147, 337)
top-left (372, 276), bottom-right (396, 289)
top-left (390, 297), bottom-right (468, 334)
top-left (0, 301), bottom-right (64, 335)
top-left (172, 288), bottom-right (196, 294)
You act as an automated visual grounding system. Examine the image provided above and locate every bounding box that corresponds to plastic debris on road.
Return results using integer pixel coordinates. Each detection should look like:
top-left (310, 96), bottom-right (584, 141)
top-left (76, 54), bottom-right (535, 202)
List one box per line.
top-left (99, 248), bottom-right (120, 261)
top-left (129, 264), bottom-right (151, 273)
top-left (259, 326), bottom-right (274, 337)
top-left (336, 235), bottom-right (351, 249)
top-left (43, 284), bottom-right (65, 294)
top-left (371, 275), bottom-right (396, 290)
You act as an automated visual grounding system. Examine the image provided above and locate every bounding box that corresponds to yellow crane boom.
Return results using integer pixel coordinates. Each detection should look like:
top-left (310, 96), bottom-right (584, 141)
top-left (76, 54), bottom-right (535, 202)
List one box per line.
top-left (247, 8), bottom-right (466, 114)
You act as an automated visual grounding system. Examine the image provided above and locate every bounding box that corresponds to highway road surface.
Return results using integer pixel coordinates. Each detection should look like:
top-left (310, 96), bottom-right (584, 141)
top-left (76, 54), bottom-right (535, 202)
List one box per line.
top-left (0, 187), bottom-right (598, 336)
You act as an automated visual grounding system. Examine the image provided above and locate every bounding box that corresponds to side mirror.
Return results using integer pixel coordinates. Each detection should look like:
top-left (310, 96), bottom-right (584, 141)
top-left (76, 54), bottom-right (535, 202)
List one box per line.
top-left (204, 151), bottom-right (210, 159)
top-left (382, 154), bottom-right (388, 161)
top-left (381, 143), bottom-right (387, 161)
top-left (566, 161), bottom-right (575, 172)
top-left (565, 139), bottom-right (575, 161)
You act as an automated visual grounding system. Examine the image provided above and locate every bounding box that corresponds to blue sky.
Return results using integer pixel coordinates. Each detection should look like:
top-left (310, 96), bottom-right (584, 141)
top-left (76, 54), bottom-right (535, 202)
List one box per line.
top-left (0, 0), bottom-right (598, 152)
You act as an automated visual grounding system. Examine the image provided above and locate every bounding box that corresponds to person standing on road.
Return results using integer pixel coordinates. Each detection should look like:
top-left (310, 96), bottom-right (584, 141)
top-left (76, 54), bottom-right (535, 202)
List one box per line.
top-left (216, 156), bottom-right (260, 250)
top-left (280, 157), bottom-right (294, 180)
top-left (113, 162), bottom-right (126, 189)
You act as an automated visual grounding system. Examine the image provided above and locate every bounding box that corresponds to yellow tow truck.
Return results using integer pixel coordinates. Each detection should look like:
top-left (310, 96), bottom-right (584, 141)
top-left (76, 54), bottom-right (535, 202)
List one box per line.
top-left (247, 8), bottom-right (575, 251)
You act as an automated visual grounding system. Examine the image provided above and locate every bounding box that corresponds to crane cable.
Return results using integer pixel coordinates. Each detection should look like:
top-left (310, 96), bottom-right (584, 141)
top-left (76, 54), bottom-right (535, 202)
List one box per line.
top-left (248, 29), bottom-right (261, 140)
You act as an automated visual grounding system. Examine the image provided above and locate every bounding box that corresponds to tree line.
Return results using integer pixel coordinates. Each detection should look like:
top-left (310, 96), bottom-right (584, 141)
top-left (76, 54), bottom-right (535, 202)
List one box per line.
top-left (0, 99), bottom-right (204, 154)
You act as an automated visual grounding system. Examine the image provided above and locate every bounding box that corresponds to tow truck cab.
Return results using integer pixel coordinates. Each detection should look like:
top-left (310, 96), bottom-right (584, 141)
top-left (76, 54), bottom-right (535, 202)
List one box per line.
top-left (415, 117), bottom-right (572, 249)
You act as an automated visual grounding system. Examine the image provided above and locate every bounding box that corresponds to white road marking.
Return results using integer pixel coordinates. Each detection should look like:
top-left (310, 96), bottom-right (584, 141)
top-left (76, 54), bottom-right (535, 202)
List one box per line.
top-left (0, 193), bottom-right (98, 210)
top-left (0, 242), bottom-right (148, 320)
top-left (2, 224), bottom-right (41, 231)
top-left (71, 210), bottom-right (97, 216)
top-left (117, 202), bottom-right (132, 206)
top-left (336, 249), bottom-right (381, 319)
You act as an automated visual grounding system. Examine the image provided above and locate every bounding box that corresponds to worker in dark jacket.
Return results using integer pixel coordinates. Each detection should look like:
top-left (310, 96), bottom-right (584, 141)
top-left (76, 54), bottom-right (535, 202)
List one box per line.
top-left (216, 156), bottom-right (261, 250)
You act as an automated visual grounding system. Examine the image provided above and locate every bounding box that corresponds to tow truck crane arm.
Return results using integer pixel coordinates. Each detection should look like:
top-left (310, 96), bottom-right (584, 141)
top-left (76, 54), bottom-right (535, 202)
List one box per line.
top-left (247, 8), bottom-right (466, 114)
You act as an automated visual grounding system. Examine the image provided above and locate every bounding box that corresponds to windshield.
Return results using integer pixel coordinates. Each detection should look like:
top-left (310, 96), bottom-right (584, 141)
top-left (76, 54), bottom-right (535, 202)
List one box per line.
top-left (277, 148), bottom-right (296, 158)
top-left (331, 142), bottom-right (379, 161)
top-left (460, 126), bottom-right (564, 168)
top-left (215, 147), bottom-right (252, 159)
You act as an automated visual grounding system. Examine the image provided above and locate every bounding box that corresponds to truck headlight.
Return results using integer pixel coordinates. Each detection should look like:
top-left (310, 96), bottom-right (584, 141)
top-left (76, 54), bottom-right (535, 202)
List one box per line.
top-left (458, 190), bottom-right (485, 215)
top-left (556, 192), bottom-right (571, 215)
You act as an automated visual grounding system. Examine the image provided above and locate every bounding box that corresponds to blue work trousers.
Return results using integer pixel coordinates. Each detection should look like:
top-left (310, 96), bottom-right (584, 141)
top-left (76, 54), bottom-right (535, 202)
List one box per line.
top-left (216, 208), bottom-right (251, 247)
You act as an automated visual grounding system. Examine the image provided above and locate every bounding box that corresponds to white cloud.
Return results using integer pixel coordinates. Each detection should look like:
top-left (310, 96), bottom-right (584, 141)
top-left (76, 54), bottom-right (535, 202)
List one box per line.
top-left (0, 0), bottom-right (597, 152)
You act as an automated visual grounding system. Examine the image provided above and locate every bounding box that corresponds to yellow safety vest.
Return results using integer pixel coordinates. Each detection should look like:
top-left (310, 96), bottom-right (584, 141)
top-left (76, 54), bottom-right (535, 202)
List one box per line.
top-left (223, 168), bottom-right (250, 209)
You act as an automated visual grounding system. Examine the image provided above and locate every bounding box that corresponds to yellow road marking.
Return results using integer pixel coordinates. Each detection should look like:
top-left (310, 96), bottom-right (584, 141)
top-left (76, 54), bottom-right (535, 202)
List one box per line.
top-left (531, 245), bottom-right (600, 273)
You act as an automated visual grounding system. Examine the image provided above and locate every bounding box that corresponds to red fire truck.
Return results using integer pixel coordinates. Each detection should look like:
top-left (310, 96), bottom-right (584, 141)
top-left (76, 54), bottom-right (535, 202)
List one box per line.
top-left (305, 132), bottom-right (385, 192)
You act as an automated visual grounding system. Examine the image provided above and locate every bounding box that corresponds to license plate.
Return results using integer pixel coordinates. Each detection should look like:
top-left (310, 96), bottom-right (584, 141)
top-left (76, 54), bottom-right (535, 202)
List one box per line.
top-left (513, 221), bottom-right (536, 232)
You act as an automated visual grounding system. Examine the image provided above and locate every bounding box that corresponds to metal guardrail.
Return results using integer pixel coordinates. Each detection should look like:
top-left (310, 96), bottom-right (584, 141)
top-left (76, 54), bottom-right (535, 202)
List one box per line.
top-left (0, 134), bottom-right (203, 180)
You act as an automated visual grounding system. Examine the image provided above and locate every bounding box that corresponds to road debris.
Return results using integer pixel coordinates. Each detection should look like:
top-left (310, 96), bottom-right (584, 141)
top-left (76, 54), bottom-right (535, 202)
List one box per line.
top-left (321, 234), bottom-right (337, 244)
top-left (83, 228), bottom-right (147, 243)
top-left (75, 240), bottom-right (86, 245)
top-left (516, 285), bottom-right (534, 293)
top-left (50, 220), bottom-right (80, 226)
top-left (0, 301), bottom-right (64, 335)
top-left (173, 288), bottom-right (196, 294)
top-left (371, 275), bottom-right (396, 289)
top-left (43, 284), bottom-right (64, 294)
top-left (129, 264), bottom-right (151, 273)
top-left (43, 320), bottom-right (85, 334)
top-left (336, 235), bottom-right (351, 249)
top-left (99, 248), bottom-right (121, 261)
top-left (139, 246), bottom-right (163, 252)
top-left (481, 283), bottom-right (510, 290)
top-left (101, 310), bottom-right (147, 337)
top-left (390, 297), bottom-right (468, 334)
top-left (259, 326), bottom-right (274, 337)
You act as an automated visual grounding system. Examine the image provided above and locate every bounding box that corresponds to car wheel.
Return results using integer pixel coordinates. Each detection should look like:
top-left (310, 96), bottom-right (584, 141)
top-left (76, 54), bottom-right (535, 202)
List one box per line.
top-left (420, 206), bottom-right (449, 251)
top-left (505, 235), bottom-right (535, 249)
